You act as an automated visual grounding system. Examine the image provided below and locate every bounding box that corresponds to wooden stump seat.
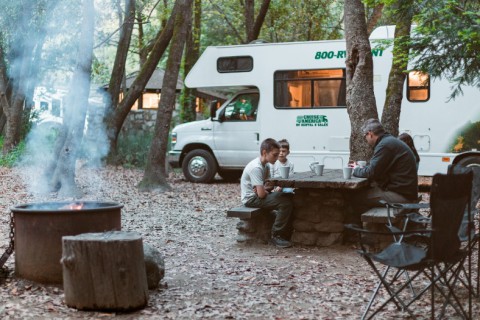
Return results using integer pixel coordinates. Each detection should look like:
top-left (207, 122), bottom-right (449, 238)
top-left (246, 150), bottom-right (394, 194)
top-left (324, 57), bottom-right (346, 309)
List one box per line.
top-left (61, 231), bottom-right (148, 311)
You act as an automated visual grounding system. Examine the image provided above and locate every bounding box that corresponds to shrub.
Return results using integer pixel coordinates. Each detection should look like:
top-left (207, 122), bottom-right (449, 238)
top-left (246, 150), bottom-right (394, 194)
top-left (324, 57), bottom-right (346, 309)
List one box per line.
top-left (116, 131), bottom-right (154, 168)
top-left (0, 138), bottom-right (26, 167)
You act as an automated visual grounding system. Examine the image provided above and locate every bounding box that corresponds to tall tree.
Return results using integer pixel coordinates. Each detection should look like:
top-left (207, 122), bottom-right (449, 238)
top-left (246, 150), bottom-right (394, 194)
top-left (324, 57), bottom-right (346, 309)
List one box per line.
top-left (180, 0), bottom-right (201, 123)
top-left (46, 0), bottom-right (95, 196)
top-left (138, 0), bottom-right (192, 191)
top-left (262, 0), bottom-right (343, 42)
top-left (104, 0), bottom-right (136, 128)
top-left (380, 0), bottom-right (415, 136)
top-left (0, 1), bottom-right (56, 154)
top-left (244, 0), bottom-right (271, 43)
top-left (104, 0), bottom-right (182, 159)
top-left (206, 0), bottom-right (271, 44)
top-left (344, 0), bottom-right (378, 162)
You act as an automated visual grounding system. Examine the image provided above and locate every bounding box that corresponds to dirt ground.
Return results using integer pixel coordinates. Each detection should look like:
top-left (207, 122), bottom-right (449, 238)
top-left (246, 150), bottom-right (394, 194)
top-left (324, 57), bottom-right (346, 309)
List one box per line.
top-left (0, 166), bottom-right (477, 319)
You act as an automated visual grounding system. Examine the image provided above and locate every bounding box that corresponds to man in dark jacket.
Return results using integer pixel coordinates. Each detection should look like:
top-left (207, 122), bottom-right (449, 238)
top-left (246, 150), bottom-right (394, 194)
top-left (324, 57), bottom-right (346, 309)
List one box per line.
top-left (351, 118), bottom-right (418, 215)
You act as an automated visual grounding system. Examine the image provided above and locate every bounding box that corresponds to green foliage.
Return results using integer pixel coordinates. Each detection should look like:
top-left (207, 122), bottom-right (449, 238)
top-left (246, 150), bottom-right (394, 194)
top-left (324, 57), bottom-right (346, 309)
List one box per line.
top-left (0, 138), bottom-right (26, 167)
top-left (201, 0), bottom-right (344, 47)
top-left (21, 108), bottom-right (41, 140)
top-left (450, 121), bottom-right (480, 153)
top-left (410, 0), bottom-right (480, 99)
top-left (116, 131), bottom-right (154, 168)
top-left (263, 0), bottom-right (344, 42)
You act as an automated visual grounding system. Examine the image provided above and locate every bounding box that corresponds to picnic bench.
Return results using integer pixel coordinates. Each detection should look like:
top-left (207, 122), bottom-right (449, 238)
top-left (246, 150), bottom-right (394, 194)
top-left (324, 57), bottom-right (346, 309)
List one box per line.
top-left (227, 206), bottom-right (274, 243)
top-left (227, 170), bottom-right (370, 246)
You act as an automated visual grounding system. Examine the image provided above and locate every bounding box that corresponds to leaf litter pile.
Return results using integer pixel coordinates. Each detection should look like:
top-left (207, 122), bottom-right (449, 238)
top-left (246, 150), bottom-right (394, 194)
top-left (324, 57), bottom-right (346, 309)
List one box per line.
top-left (0, 166), bottom-right (478, 319)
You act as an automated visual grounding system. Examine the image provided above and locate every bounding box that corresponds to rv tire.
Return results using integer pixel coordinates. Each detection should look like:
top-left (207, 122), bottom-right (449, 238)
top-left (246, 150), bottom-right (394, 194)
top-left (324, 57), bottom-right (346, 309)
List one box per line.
top-left (456, 156), bottom-right (480, 168)
top-left (182, 149), bottom-right (218, 183)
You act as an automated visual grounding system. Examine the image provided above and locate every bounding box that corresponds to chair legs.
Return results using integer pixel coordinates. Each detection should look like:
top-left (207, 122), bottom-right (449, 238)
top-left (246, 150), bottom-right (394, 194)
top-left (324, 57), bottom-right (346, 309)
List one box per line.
top-left (360, 257), bottom-right (472, 320)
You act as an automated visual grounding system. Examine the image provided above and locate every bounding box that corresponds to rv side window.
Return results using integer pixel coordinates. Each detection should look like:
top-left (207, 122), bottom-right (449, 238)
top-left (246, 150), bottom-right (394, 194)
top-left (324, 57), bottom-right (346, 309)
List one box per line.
top-left (274, 69), bottom-right (346, 108)
top-left (217, 56), bottom-right (253, 73)
top-left (407, 71), bottom-right (430, 102)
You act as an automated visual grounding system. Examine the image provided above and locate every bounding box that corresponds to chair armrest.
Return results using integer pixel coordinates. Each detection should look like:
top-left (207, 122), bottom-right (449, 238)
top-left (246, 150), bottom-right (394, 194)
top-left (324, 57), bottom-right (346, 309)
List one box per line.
top-left (390, 203), bottom-right (430, 210)
top-left (344, 224), bottom-right (433, 236)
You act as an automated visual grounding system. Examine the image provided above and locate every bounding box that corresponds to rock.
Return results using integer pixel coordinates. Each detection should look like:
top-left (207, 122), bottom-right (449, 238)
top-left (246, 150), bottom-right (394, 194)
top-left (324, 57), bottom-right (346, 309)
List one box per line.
top-left (143, 243), bottom-right (165, 290)
top-left (291, 231), bottom-right (319, 246)
top-left (313, 221), bottom-right (344, 233)
top-left (293, 219), bottom-right (315, 232)
top-left (316, 233), bottom-right (343, 247)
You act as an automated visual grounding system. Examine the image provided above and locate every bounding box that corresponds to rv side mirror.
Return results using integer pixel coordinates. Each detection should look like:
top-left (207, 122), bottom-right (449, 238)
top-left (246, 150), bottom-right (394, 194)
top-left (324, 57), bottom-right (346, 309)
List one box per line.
top-left (209, 100), bottom-right (218, 121)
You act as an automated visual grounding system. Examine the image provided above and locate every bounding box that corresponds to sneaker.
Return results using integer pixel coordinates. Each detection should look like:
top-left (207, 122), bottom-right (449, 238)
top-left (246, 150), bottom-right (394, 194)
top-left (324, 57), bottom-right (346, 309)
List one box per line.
top-left (271, 236), bottom-right (292, 248)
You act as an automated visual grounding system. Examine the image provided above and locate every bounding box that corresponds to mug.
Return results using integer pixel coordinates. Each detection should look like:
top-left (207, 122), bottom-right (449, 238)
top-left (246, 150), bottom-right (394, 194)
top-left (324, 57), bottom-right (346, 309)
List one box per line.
top-left (343, 167), bottom-right (353, 179)
top-left (314, 164), bottom-right (324, 176)
top-left (279, 166), bottom-right (290, 179)
top-left (309, 162), bottom-right (319, 172)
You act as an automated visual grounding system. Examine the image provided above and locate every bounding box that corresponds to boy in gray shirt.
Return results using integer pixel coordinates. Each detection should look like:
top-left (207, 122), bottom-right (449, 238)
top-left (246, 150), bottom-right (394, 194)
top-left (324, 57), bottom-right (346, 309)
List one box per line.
top-left (241, 138), bottom-right (293, 248)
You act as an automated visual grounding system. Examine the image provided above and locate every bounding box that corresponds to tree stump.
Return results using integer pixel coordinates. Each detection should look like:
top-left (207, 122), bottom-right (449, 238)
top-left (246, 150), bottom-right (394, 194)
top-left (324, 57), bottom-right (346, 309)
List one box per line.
top-left (61, 231), bottom-right (148, 311)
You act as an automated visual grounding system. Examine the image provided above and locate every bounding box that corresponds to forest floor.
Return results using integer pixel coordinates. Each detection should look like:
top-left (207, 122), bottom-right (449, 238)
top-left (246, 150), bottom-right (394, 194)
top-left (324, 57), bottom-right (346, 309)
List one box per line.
top-left (0, 165), bottom-right (477, 319)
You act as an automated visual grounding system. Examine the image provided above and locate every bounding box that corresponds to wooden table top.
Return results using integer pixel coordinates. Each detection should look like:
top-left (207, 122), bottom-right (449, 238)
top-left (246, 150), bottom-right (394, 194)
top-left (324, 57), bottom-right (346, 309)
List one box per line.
top-left (268, 170), bottom-right (369, 190)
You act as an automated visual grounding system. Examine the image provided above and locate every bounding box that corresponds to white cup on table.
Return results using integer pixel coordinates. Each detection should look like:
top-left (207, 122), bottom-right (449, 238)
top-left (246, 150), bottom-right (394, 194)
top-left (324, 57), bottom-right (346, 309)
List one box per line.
top-left (279, 166), bottom-right (290, 179)
top-left (343, 167), bottom-right (353, 179)
top-left (309, 161), bottom-right (319, 172)
top-left (314, 164), bottom-right (324, 176)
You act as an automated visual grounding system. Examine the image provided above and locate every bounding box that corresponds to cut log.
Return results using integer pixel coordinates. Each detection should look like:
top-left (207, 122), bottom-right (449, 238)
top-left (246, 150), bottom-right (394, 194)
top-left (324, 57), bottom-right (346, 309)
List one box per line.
top-left (61, 231), bottom-right (148, 311)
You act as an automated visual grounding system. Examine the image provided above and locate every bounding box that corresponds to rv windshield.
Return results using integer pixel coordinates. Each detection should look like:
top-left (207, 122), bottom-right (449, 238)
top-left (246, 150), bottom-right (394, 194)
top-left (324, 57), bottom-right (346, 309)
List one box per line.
top-left (223, 92), bottom-right (259, 121)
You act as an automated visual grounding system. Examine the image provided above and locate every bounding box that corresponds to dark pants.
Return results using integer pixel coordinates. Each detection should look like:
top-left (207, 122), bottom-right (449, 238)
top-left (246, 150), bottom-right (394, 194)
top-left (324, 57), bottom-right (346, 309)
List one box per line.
top-left (245, 192), bottom-right (293, 239)
top-left (348, 185), bottom-right (413, 224)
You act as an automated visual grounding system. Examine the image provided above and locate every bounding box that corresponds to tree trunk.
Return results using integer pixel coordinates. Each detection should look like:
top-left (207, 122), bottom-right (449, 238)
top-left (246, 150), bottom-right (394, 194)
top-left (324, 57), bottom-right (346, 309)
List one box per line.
top-left (137, 8), bottom-right (148, 66)
top-left (244, 0), bottom-right (271, 43)
top-left (0, 1), bottom-right (57, 154)
top-left (105, 0), bottom-right (135, 118)
top-left (138, 0), bottom-right (192, 192)
top-left (180, 0), bottom-right (201, 123)
top-left (62, 231), bottom-right (148, 311)
top-left (381, 1), bottom-right (414, 137)
top-left (104, 0), bottom-right (183, 159)
top-left (366, 4), bottom-right (384, 36)
top-left (46, 0), bottom-right (95, 196)
top-left (104, 0), bottom-right (136, 163)
top-left (344, 0), bottom-right (378, 162)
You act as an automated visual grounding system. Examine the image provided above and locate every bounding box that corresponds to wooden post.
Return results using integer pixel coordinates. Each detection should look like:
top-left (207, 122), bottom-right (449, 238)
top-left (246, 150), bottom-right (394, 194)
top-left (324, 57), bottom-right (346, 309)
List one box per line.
top-left (61, 231), bottom-right (148, 311)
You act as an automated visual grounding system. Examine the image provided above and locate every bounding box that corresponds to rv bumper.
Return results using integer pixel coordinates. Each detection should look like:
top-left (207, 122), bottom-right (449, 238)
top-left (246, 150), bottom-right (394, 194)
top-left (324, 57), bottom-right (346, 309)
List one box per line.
top-left (168, 150), bottom-right (182, 167)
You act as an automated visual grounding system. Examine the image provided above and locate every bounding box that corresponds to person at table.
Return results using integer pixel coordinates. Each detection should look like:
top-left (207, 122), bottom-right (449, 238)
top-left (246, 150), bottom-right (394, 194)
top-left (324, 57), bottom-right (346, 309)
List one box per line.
top-left (269, 139), bottom-right (295, 193)
top-left (351, 118), bottom-right (418, 216)
top-left (241, 138), bottom-right (293, 248)
top-left (398, 132), bottom-right (420, 171)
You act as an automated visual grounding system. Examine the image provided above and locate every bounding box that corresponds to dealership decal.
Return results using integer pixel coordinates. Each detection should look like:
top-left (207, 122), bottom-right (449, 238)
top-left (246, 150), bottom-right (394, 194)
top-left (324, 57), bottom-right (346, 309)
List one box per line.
top-left (296, 115), bottom-right (328, 127)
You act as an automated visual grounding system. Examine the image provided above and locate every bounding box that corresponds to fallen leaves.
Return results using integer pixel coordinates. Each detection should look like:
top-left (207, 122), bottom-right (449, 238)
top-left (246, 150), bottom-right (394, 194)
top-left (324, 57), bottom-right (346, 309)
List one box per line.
top-left (0, 166), bottom-right (478, 319)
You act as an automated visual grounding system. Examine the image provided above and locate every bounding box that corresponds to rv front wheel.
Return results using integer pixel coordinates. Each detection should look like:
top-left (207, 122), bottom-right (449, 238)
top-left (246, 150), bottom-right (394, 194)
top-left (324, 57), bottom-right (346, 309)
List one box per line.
top-left (182, 150), bottom-right (218, 183)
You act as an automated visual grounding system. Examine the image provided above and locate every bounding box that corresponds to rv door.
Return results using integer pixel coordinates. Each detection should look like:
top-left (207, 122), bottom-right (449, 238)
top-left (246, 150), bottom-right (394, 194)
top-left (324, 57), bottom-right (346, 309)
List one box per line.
top-left (213, 91), bottom-right (260, 167)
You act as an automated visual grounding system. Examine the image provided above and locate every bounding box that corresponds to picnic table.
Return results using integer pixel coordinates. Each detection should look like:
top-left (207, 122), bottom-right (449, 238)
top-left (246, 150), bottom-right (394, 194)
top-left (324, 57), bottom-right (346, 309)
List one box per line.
top-left (268, 170), bottom-right (369, 189)
top-left (267, 170), bottom-right (369, 246)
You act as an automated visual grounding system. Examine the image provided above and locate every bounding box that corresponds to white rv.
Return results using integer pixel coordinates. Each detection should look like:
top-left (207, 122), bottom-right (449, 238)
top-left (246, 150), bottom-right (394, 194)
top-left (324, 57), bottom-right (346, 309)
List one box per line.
top-left (168, 26), bottom-right (480, 183)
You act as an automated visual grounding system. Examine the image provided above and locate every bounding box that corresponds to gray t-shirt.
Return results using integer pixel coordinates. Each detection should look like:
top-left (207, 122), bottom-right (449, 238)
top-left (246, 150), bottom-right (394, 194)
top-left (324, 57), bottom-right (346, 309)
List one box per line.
top-left (241, 157), bottom-right (269, 204)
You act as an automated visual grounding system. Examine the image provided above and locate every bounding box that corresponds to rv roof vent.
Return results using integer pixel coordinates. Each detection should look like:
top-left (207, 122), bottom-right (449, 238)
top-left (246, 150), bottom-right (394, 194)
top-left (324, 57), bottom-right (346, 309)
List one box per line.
top-left (249, 39), bottom-right (269, 44)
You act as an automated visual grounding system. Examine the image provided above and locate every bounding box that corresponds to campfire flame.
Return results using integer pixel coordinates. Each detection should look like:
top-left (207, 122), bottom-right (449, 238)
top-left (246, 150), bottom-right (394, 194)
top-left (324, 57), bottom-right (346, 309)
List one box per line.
top-left (59, 202), bottom-right (84, 210)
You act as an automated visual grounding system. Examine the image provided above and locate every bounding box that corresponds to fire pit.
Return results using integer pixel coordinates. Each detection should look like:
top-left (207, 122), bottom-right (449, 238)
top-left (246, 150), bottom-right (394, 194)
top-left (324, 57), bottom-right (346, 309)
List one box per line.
top-left (11, 201), bottom-right (122, 284)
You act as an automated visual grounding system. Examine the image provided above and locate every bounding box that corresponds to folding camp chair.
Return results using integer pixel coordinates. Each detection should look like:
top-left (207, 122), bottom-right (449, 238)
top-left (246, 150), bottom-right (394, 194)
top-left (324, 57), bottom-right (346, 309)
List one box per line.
top-left (346, 171), bottom-right (473, 319)
top-left (449, 162), bottom-right (480, 297)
